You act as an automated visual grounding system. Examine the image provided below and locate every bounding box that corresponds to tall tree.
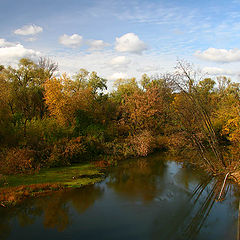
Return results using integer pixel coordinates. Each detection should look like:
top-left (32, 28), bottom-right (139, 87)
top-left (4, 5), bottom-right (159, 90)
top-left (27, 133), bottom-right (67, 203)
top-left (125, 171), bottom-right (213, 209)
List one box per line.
top-left (4, 58), bottom-right (58, 137)
top-left (169, 61), bottom-right (227, 170)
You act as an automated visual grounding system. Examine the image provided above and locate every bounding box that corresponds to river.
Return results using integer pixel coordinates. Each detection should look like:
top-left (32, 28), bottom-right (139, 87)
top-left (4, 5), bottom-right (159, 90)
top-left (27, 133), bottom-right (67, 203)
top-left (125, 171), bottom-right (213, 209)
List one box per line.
top-left (0, 153), bottom-right (239, 240)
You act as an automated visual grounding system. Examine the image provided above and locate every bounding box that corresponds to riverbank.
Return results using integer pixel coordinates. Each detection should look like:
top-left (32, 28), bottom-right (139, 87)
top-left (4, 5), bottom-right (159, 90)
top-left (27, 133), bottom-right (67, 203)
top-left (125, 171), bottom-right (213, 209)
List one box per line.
top-left (1, 152), bottom-right (238, 240)
top-left (0, 163), bottom-right (105, 207)
top-left (1, 152), bottom-right (240, 207)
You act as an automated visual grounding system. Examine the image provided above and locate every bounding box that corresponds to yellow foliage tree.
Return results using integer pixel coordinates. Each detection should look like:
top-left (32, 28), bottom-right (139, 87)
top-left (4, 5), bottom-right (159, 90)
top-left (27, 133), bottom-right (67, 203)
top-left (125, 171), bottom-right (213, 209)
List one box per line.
top-left (44, 74), bottom-right (94, 126)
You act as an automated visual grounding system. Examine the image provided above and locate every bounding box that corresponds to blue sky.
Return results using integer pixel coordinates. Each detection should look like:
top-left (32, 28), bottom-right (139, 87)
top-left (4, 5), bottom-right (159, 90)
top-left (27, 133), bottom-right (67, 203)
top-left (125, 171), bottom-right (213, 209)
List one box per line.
top-left (1, 0), bottom-right (240, 87)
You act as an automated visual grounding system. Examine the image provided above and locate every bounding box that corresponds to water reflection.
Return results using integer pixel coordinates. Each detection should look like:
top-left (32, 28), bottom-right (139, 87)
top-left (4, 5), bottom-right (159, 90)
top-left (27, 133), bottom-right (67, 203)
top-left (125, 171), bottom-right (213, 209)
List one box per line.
top-left (182, 178), bottom-right (238, 240)
top-left (107, 156), bottom-right (167, 203)
top-left (0, 153), bottom-right (239, 240)
top-left (150, 177), bottom-right (237, 240)
top-left (107, 155), bottom-right (238, 240)
top-left (0, 185), bottom-right (104, 239)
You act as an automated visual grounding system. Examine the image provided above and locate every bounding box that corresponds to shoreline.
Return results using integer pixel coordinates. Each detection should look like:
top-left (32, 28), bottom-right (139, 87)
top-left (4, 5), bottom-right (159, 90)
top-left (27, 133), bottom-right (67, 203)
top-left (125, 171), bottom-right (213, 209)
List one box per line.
top-left (0, 162), bottom-right (106, 207)
top-left (1, 152), bottom-right (240, 207)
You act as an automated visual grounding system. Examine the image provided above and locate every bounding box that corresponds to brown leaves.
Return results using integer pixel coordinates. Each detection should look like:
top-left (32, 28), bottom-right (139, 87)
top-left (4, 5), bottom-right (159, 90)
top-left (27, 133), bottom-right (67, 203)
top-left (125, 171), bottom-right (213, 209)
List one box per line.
top-left (120, 86), bottom-right (165, 133)
top-left (128, 130), bottom-right (155, 156)
top-left (0, 148), bottom-right (37, 175)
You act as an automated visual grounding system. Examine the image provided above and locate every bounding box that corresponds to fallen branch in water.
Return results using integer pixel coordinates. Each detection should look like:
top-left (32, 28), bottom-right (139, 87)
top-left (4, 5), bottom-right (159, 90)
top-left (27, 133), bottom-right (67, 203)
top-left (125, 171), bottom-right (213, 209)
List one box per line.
top-left (218, 172), bottom-right (229, 200)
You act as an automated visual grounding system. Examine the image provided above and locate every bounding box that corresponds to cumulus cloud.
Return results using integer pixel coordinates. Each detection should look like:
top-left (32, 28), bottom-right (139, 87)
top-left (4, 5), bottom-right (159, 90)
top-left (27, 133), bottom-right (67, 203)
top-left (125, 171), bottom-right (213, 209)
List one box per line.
top-left (108, 72), bottom-right (128, 80)
top-left (110, 56), bottom-right (131, 69)
top-left (202, 66), bottom-right (236, 76)
top-left (59, 34), bottom-right (110, 50)
top-left (59, 34), bottom-right (84, 48)
top-left (87, 39), bottom-right (110, 50)
top-left (0, 38), bottom-right (16, 47)
top-left (0, 38), bottom-right (40, 64)
top-left (52, 49), bottom-right (175, 90)
top-left (14, 24), bottom-right (43, 35)
top-left (115, 33), bottom-right (147, 54)
top-left (195, 48), bottom-right (240, 63)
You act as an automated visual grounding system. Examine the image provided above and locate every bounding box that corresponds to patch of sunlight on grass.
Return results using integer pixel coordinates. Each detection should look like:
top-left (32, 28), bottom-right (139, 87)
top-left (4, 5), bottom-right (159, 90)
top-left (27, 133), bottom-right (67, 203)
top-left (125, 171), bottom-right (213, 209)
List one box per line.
top-left (64, 177), bottom-right (103, 188)
top-left (1, 163), bottom-right (104, 188)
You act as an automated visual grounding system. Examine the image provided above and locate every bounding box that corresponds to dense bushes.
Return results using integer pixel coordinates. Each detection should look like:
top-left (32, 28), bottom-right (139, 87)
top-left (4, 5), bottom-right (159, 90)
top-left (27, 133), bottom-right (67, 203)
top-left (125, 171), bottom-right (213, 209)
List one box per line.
top-left (44, 137), bottom-right (86, 167)
top-left (1, 58), bottom-right (240, 175)
top-left (0, 148), bottom-right (37, 174)
top-left (128, 130), bottom-right (155, 157)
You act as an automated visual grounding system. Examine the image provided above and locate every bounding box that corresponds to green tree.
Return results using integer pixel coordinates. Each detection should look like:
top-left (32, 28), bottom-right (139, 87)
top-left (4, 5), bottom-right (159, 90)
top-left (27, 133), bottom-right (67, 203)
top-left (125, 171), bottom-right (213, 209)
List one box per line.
top-left (73, 69), bottom-right (107, 94)
top-left (5, 58), bottom-right (57, 137)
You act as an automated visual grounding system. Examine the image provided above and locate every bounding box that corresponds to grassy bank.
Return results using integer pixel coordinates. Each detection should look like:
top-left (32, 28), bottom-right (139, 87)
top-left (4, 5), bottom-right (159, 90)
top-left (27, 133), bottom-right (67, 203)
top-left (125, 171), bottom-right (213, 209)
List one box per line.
top-left (0, 163), bottom-right (105, 206)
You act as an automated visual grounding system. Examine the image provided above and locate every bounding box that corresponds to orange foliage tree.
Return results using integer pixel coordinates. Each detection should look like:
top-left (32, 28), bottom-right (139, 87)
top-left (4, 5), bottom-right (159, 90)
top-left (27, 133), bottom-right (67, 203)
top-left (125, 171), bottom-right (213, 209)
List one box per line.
top-left (120, 86), bottom-right (167, 133)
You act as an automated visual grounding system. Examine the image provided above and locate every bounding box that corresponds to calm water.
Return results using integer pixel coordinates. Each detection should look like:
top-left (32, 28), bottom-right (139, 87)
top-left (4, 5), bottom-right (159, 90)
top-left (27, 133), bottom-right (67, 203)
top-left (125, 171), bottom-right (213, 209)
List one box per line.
top-left (0, 153), bottom-right (239, 240)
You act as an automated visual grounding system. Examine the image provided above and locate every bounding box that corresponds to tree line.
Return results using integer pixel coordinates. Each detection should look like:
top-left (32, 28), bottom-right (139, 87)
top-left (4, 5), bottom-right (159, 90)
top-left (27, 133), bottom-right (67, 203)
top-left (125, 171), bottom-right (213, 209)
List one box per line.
top-left (0, 58), bottom-right (239, 175)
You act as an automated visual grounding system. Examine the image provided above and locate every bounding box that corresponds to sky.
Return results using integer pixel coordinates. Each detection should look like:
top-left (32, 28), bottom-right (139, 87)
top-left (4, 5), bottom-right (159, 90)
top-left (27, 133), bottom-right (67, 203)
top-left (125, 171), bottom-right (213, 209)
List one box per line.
top-left (1, 0), bottom-right (240, 88)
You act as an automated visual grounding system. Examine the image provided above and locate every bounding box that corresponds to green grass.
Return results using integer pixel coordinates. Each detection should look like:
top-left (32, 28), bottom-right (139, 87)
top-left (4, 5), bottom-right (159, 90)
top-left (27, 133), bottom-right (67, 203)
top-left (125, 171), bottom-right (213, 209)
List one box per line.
top-left (0, 163), bottom-right (105, 188)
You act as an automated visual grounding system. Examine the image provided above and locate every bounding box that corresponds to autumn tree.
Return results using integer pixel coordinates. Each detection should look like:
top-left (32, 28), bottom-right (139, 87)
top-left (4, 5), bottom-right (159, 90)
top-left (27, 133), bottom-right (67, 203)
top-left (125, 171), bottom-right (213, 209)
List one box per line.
top-left (73, 69), bottom-right (107, 94)
top-left (212, 78), bottom-right (240, 164)
top-left (0, 66), bottom-right (15, 146)
top-left (2, 58), bottom-right (58, 138)
top-left (44, 69), bottom-right (109, 133)
top-left (111, 77), bottom-right (139, 104)
top-left (37, 57), bottom-right (58, 80)
top-left (44, 74), bottom-right (94, 126)
top-left (120, 86), bottom-right (165, 133)
top-left (114, 75), bottom-right (172, 155)
top-left (169, 61), bottom-right (227, 171)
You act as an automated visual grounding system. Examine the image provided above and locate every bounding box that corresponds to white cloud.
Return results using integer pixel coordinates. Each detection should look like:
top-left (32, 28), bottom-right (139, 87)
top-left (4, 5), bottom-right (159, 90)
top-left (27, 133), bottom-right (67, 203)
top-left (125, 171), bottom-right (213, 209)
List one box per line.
top-left (0, 38), bottom-right (16, 47)
top-left (195, 48), bottom-right (240, 63)
top-left (0, 39), bottom-right (40, 65)
top-left (202, 66), bottom-right (236, 76)
top-left (108, 72), bottom-right (128, 80)
top-left (26, 37), bottom-right (37, 42)
top-left (87, 39), bottom-right (110, 50)
top-left (110, 56), bottom-right (131, 69)
top-left (59, 35), bottom-right (109, 50)
top-left (59, 34), bottom-right (83, 48)
top-left (137, 65), bottom-right (159, 72)
top-left (115, 33), bottom-right (147, 54)
top-left (14, 24), bottom-right (43, 35)
top-left (52, 50), bottom-right (175, 90)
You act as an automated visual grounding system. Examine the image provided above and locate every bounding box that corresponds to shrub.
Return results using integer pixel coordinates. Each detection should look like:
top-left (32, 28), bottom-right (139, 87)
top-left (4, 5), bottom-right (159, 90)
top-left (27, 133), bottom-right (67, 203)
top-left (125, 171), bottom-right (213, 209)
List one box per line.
top-left (0, 148), bottom-right (37, 174)
top-left (155, 135), bottom-right (168, 150)
top-left (64, 137), bottom-right (86, 163)
top-left (47, 137), bottom-right (86, 167)
top-left (128, 130), bottom-right (155, 156)
top-left (84, 135), bottom-right (105, 157)
top-left (103, 140), bottom-right (135, 158)
top-left (47, 140), bottom-right (70, 167)
top-left (26, 118), bottom-right (70, 149)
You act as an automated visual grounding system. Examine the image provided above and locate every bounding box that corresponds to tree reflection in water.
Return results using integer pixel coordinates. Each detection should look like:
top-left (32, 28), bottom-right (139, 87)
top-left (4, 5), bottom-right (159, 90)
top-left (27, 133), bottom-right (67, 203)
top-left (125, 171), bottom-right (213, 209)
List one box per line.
top-left (150, 176), bottom-right (236, 240)
top-left (0, 184), bottom-right (104, 239)
top-left (0, 154), bottom-right (239, 240)
top-left (107, 156), bottom-right (238, 240)
top-left (183, 178), bottom-right (223, 239)
top-left (107, 157), bottom-right (168, 203)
